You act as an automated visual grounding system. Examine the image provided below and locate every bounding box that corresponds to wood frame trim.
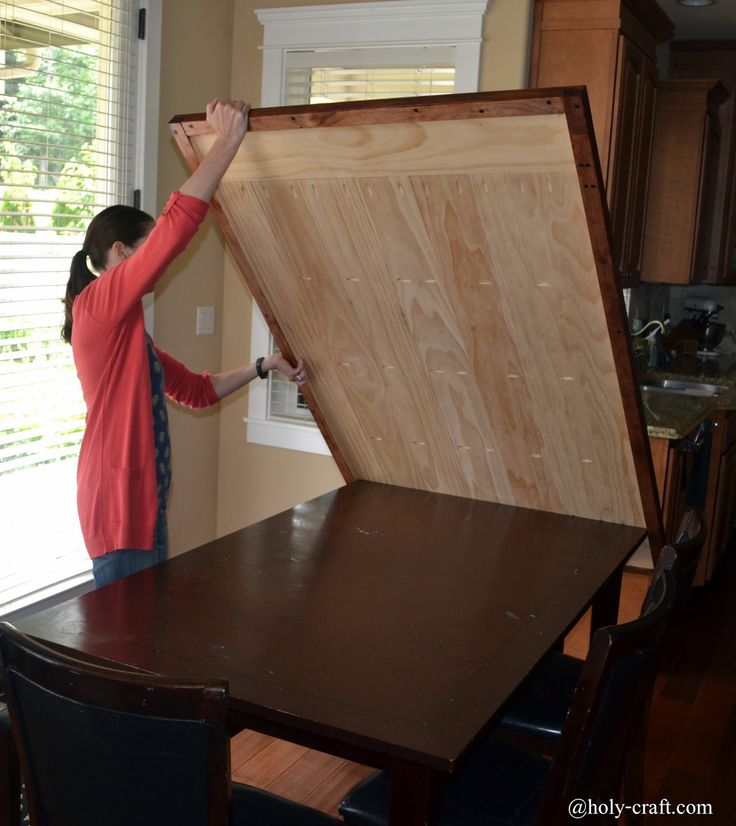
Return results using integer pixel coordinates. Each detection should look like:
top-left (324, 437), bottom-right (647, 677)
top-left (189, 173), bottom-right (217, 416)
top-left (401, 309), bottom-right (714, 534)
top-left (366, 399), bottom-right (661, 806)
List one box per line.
top-left (170, 88), bottom-right (663, 542)
top-left (561, 91), bottom-right (663, 553)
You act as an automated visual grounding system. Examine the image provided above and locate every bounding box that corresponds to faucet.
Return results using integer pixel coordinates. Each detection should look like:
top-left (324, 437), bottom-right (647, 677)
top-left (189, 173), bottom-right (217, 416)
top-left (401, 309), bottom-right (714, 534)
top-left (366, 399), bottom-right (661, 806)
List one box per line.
top-left (632, 320), bottom-right (669, 369)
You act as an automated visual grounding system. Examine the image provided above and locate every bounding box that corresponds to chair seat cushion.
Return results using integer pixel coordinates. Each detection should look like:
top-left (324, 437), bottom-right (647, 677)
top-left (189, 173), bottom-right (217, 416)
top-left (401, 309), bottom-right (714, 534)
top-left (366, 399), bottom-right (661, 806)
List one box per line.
top-left (231, 783), bottom-right (340, 825)
top-left (339, 736), bottom-right (550, 826)
top-left (498, 651), bottom-right (583, 740)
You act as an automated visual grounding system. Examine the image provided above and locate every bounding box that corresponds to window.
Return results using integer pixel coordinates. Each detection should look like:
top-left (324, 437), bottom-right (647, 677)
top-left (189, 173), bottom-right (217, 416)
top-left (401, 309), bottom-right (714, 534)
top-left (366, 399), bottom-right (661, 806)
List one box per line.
top-left (248, 0), bottom-right (487, 454)
top-left (0, 0), bottom-right (159, 614)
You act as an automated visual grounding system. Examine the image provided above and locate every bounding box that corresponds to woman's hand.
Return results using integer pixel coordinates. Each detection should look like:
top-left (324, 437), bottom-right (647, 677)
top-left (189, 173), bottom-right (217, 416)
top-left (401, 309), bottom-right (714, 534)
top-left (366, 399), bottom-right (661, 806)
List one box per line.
top-left (210, 353), bottom-right (307, 399)
top-left (265, 354), bottom-right (308, 384)
top-left (179, 98), bottom-right (250, 203)
top-left (205, 98), bottom-right (249, 148)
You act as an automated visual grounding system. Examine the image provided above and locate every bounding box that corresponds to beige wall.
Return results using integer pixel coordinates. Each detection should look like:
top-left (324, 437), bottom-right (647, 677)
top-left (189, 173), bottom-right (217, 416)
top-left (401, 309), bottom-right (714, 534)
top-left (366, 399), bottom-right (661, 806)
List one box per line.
top-left (153, 0), bottom-right (235, 555)
top-left (214, 0), bottom-right (534, 537)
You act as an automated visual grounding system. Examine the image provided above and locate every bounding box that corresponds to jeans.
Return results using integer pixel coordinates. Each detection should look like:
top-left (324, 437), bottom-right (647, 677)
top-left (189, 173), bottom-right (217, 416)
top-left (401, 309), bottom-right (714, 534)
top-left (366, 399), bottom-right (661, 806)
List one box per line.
top-left (92, 511), bottom-right (168, 588)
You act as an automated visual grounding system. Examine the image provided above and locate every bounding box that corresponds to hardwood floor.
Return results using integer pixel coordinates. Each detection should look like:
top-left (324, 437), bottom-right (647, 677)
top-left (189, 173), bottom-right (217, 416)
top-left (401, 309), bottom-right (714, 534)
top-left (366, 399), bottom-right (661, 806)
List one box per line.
top-left (644, 550), bottom-right (736, 822)
top-left (230, 730), bottom-right (373, 817)
top-left (230, 558), bottom-right (736, 822)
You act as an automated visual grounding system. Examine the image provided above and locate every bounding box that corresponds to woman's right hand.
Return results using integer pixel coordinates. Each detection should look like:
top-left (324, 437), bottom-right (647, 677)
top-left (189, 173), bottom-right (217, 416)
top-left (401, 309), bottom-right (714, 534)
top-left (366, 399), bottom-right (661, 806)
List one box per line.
top-left (206, 98), bottom-right (250, 147)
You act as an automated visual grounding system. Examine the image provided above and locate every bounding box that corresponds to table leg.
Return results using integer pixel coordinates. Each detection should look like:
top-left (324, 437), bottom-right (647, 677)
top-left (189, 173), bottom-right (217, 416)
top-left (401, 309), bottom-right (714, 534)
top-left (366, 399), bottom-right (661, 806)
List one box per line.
top-left (0, 710), bottom-right (20, 826)
top-left (389, 760), bottom-right (443, 826)
top-left (590, 567), bottom-right (623, 638)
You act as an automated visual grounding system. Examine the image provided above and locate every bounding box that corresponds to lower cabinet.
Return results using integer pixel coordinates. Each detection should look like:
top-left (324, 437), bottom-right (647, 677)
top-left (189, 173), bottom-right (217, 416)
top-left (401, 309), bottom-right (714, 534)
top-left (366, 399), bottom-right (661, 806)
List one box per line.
top-left (649, 410), bottom-right (736, 585)
top-left (702, 411), bottom-right (736, 583)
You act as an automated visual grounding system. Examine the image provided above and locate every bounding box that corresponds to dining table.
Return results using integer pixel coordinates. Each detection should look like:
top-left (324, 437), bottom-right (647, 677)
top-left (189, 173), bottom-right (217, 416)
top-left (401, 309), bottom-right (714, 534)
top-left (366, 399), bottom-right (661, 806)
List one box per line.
top-left (3, 480), bottom-right (646, 826)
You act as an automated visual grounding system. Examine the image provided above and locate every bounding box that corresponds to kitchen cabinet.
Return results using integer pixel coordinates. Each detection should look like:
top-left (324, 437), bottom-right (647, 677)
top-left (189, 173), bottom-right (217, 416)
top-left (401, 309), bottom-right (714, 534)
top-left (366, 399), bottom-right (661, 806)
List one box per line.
top-left (649, 410), bottom-right (736, 585)
top-left (529, 0), bottom-right (673, 286)
top-left (671, 41), bottom-right (736, 284)
top-left (698, 410), bottom-right (736, 585)
top-left (649, 425), bottom-right (699, 545)
top-left (640, 79), bottom-right (729, 284)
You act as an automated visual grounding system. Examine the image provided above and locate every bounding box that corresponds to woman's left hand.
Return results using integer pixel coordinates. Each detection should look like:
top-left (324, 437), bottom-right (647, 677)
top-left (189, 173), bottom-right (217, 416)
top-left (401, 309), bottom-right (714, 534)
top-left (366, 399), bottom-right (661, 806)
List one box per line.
top-left (266, 354), bottom-right (308, 384)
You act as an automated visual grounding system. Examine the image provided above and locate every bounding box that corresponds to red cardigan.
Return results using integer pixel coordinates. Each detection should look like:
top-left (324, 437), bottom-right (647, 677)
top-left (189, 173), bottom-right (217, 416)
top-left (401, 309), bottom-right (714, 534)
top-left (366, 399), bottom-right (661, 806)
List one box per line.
top-left (72, 192), bottom-right (220, 558)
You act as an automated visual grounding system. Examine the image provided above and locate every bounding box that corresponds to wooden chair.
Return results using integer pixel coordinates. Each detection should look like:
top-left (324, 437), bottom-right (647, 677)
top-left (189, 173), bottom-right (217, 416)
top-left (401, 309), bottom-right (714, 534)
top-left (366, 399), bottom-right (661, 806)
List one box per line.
top-left (338, 567), bottom-right (676, 826)
top-left (0, 621), bottom-right (339, 826)
top-left (497, 508), bottom-right (706, 743)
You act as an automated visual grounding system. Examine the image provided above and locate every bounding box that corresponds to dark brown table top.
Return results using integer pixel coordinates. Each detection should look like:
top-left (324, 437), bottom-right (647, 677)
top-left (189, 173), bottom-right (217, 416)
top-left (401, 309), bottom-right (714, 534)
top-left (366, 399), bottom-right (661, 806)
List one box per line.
top-left (18, 481), bottom-right (645, 773)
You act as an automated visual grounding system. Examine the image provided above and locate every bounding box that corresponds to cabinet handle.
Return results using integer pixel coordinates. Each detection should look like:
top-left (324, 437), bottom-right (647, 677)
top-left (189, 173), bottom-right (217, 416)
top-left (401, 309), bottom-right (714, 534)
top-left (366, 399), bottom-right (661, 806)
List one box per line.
top-left (675, 420), bottom-right (716, 452)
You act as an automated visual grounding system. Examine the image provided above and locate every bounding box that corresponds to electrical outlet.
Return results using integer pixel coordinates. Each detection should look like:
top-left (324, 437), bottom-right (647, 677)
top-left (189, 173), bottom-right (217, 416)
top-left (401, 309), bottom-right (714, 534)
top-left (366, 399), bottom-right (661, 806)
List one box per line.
top-left (196, 306), bottom-right (215, 336)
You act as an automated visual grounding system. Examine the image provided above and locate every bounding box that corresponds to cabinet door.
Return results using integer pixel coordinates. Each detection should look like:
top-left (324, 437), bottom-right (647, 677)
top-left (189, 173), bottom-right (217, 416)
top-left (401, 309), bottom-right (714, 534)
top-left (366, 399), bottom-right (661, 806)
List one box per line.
top-left (693, 111), bottom-right (724, 282)
top-left (641, 81), bottom-right (728, 284)
top-left (704, 414), bottom-right (736, 580)
top-left (649, 435), bottom-right (687, 541)
top-left (671, 42), bottom-right (736, 284)
top-left (609, 37), bottom-right (657, 282)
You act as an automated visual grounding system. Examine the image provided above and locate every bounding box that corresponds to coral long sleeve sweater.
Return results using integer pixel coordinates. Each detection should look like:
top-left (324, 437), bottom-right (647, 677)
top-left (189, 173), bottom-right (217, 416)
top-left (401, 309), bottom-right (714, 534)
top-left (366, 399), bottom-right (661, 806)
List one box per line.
top-left (72, 192), bottom-right (219, 558)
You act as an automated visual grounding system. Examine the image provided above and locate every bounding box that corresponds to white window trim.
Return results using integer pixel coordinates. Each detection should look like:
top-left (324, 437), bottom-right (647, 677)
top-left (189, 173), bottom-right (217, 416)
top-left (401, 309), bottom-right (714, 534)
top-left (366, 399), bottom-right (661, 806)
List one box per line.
top-left (137, 0), bottom-right (162, 334)
top-left (247, 0), bottom-right (487, 454)
top-left (245, 308), bottom-right (332, 455)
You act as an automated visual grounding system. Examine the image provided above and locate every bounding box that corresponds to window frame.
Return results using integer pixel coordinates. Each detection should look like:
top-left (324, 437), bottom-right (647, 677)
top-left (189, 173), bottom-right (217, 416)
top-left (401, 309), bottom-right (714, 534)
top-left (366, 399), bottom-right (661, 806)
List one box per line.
top-left (247, 0), bottom-right (487, 454)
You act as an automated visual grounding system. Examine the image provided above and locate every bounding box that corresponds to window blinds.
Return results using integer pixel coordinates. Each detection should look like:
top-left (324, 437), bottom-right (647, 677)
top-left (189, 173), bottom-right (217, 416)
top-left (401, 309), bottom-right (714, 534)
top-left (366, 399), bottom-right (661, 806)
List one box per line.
top-left (1, 0), bottom-right (136, 474)
top-left (284, 46), bottom-right (456, 106)
top-left (1, 0), bottom-right (138, 612)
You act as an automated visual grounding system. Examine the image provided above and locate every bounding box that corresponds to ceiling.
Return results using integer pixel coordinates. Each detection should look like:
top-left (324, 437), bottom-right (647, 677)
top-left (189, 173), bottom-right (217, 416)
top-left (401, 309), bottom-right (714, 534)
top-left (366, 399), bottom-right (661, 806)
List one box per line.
top-left (657, 0), bottom-right (736, 41)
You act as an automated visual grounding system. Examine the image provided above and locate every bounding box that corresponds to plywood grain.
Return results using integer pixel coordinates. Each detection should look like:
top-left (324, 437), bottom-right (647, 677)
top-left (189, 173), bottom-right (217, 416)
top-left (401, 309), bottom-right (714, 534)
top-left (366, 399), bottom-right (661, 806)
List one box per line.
top-left (190, 115), bottom-right (575, 181)
top-left (174, 93), bottom-right (654, 528)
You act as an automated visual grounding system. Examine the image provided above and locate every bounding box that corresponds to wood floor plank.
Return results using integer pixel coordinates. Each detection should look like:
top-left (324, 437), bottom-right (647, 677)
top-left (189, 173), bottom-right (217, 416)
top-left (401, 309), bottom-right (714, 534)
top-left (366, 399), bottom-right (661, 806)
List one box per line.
top-left (230, 729), bottom-right (277, 773)
top-left (231, 737), bottom-right (308, 788)
top-left (301, 759), bottom-right (376, 815)
top-left (642, 695), bottom-right (690, 798)
top-left (265, 748), bottom-right (347, 802)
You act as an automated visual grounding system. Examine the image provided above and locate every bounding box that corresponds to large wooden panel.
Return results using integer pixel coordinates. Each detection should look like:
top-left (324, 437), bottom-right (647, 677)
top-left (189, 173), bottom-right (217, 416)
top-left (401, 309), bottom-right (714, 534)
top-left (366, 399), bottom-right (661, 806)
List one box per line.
top-left (171, 91), bottom-right (661, 532)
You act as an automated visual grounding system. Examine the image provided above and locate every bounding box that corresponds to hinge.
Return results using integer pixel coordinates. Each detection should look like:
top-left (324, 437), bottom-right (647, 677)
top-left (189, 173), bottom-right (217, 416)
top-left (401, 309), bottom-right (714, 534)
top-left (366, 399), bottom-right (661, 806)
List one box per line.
top-left (133, 189), bottom-right (141, 209)
top-left (138, 7), bottom-right (146, 40)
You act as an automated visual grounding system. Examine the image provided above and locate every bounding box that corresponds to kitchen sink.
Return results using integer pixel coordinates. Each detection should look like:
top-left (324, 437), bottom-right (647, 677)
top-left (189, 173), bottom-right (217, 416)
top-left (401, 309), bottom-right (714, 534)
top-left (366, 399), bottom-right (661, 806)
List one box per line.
top-left (640, 378), bottom-right (731, 397)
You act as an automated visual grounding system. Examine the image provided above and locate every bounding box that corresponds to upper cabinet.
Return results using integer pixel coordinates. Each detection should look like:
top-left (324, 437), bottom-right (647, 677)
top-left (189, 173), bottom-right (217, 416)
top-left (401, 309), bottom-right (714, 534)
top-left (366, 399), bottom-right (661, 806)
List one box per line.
top-left (670, 42), bottom-right (736, 284)
top-left (640, 79), bottom-right (728, 284)
top-left (529, 0), bottom-right (674, 287)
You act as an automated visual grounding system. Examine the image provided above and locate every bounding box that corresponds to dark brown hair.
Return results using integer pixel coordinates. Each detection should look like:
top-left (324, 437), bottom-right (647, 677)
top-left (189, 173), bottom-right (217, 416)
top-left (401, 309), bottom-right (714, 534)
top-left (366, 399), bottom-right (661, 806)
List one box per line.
top-left (62, 205), bottom-right (154, 344)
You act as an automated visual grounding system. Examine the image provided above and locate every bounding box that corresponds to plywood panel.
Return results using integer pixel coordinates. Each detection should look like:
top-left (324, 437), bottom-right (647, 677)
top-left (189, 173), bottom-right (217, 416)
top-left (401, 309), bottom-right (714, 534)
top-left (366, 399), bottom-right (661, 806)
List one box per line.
top-left (172, 92), bottom-right (659, 530)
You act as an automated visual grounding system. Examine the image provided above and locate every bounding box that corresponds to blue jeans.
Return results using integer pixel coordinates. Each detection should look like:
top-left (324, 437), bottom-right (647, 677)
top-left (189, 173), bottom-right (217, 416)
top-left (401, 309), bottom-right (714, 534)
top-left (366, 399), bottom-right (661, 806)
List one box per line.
top-left (92, 512), bottom-right (168, 588)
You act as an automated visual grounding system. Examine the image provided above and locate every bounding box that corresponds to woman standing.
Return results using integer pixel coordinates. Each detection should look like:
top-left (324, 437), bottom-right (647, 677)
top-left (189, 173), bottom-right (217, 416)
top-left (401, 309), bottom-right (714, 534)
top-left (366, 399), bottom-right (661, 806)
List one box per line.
top-left (62, 98), bottom-right (306, 587)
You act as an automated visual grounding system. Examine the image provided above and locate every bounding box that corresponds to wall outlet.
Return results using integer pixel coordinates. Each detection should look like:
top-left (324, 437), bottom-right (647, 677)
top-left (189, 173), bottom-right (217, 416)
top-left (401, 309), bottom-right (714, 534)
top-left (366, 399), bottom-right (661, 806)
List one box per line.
top-left (196, 306), bottom-right (215, 336)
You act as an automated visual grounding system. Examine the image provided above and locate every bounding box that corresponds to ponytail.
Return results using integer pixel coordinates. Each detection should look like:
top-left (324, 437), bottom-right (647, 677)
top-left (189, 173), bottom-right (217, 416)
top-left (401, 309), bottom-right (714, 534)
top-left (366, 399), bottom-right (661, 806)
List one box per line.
top-left (61, 249), bottom-right (97, 344)
top-left (61, 204), bottom-right (154, 345)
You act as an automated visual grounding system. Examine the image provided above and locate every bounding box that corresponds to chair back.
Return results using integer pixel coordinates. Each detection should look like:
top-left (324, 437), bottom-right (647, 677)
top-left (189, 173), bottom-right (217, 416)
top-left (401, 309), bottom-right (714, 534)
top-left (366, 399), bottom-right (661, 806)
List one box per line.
top-left (0, 622), bottom-right (230, 826)
top-left (536, 568), bottom-right (675, 824)
top-left (641, 509), bottom-right (705, 617)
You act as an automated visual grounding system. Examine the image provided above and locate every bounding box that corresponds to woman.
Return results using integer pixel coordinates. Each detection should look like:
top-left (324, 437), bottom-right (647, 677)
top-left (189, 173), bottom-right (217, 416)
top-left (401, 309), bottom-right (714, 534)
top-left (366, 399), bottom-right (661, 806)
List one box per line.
top-left (62, 98), bottom-right (307, 588)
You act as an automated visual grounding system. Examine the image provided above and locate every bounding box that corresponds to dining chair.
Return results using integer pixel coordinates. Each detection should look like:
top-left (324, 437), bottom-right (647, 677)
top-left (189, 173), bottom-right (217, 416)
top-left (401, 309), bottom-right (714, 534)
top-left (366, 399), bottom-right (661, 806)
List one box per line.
top-left (0, 699), bottom-right (23, 826)
top-left (495, 508), bottom-right (706, 743)
top-left (0, 621), bottom-right (340, 826)
top-left (338, 567), bottom-right (676, 826)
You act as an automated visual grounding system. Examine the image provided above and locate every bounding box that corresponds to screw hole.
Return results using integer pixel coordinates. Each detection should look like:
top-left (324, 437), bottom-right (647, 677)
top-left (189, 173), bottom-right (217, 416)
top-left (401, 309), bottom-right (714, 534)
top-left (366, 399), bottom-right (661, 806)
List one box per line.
top-left (479, 108), bottom-right (485, 113)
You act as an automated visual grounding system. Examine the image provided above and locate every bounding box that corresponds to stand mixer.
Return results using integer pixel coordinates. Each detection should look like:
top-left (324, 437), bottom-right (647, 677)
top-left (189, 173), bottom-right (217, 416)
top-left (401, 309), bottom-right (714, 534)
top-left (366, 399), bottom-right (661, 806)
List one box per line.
top-left (684, 296), bottom-right (725, 356)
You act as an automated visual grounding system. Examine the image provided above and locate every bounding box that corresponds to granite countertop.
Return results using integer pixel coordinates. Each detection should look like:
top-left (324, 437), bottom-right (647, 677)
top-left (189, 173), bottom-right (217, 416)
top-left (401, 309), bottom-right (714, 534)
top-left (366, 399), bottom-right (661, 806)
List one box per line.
top-left (640, 354), bottom-right (736, 440)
